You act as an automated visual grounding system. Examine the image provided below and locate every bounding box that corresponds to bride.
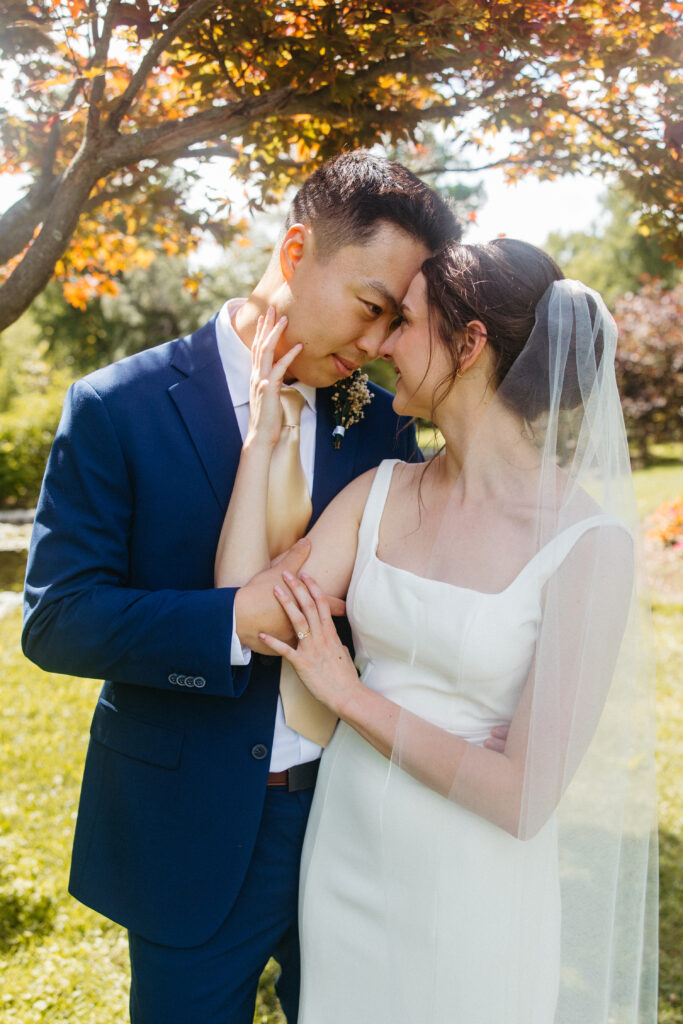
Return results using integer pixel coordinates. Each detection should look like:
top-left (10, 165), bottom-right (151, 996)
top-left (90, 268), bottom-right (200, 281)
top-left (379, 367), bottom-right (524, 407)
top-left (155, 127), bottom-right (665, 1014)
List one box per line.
top-left (216, 238), bottom-right (657, 1023)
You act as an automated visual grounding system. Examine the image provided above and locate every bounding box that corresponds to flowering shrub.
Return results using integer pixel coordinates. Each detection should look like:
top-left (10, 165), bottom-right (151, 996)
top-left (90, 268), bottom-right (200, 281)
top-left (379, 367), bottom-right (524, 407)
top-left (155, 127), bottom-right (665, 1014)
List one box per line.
top-left (647, 495), bottom-right (683, 550)
top-left (614, 280), bottom-right (683, 463)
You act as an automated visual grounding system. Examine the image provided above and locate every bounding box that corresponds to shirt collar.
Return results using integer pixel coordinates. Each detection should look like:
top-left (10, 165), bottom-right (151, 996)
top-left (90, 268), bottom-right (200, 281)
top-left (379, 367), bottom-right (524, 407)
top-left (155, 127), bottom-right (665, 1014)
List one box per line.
top-left (215, 298), bottom-right (316, 412)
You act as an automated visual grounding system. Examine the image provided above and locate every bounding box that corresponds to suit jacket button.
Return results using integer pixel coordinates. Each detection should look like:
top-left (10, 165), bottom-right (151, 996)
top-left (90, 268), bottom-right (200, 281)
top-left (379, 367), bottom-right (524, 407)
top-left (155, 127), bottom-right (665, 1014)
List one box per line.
top-left (251, 744), bottom-right (269, 760)
top-left (169, 673), bottom-right (177, 684)
top-left (194, 676), bottom-right (206, 688)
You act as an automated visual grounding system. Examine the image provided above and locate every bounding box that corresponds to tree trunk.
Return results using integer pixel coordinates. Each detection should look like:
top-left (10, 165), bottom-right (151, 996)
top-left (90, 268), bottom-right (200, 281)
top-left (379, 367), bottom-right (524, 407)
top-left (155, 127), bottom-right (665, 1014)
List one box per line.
top-left (0, 159), bottom-right (97, 333)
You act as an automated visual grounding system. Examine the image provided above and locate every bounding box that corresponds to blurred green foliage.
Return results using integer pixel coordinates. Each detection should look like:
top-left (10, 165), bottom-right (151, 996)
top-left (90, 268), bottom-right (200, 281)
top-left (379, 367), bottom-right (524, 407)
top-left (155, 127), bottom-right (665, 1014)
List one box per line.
top-left (0, 317), bottom-right (74, 507)
top-left (0, 233), bottom-right (274, 506)
top-left (32, 241), bottom-right (274, 375)
top-left (545, 187), bottom-right (681, 308)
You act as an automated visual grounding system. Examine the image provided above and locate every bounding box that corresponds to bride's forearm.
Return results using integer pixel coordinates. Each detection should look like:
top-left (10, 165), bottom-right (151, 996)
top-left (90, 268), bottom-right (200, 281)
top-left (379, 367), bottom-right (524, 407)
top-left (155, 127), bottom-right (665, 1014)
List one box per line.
top-left (215, 439), bottom-right (272, 588)
top-left (339, 685), bottom-right (524, 836)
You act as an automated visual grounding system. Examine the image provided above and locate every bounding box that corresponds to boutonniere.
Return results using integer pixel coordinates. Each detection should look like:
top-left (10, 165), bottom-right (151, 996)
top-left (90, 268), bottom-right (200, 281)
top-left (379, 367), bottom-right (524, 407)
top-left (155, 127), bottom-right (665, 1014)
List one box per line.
top-left (331, 370), bottom-right (374, 449)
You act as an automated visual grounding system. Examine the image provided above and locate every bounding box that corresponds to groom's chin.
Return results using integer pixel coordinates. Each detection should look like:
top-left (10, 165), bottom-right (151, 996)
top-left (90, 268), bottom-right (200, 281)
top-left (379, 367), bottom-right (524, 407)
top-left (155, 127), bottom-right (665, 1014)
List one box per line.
top-left (313, 368), bottom-right (350, 389)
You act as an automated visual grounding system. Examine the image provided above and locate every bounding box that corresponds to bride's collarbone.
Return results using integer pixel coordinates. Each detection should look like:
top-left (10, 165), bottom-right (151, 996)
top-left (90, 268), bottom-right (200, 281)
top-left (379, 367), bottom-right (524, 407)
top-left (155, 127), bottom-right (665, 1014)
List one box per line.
top-left (378, 482), bottom-right (544, 587)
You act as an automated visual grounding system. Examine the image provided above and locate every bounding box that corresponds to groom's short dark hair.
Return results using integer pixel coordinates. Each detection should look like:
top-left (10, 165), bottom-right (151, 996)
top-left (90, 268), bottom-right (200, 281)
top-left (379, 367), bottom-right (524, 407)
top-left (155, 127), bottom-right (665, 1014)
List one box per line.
top-left (285, 150), bottom-right (460, 258)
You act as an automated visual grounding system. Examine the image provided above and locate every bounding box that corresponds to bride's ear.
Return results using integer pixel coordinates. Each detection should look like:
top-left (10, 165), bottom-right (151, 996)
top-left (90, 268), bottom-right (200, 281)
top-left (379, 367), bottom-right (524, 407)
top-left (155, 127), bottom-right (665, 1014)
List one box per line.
top-left (458, 321), bottom-right (488, 374)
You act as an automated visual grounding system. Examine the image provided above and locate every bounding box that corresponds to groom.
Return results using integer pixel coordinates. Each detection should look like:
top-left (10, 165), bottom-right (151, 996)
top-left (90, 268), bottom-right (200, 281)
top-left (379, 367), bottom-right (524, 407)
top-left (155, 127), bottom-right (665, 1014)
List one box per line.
top-left (23, 151), bottom-right (460, 1023)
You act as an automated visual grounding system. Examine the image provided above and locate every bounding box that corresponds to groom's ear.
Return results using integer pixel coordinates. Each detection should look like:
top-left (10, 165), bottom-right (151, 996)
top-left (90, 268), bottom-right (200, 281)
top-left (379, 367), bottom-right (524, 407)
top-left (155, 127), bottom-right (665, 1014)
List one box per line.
top-left (279, 224), bottom-right (309, 282)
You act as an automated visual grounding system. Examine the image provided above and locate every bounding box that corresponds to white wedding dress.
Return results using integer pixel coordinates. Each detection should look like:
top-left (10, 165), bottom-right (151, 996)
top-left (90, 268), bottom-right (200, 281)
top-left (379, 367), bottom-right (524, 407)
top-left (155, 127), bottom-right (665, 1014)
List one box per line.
top-left (297, 460), bottom-right (614, 1024)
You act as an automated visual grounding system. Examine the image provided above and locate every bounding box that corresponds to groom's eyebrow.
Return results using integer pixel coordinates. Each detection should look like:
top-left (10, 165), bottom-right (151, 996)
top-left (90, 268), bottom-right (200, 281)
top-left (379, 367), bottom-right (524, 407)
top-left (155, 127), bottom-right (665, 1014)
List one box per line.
top-left (365, 279), bottom-right (400, 312)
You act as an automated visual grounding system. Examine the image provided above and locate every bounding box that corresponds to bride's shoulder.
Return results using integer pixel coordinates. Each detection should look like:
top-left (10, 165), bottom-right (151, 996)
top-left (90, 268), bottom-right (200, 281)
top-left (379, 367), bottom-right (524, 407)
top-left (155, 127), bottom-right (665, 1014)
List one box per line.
top-left (332, 465), bottom-right (383, 519)
top-left (333, 459), bottom-right (411, 521)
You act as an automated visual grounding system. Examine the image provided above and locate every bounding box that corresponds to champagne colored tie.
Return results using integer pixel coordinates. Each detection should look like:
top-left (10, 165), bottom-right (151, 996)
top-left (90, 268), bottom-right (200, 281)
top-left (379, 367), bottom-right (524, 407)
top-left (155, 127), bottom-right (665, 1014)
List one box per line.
top-left (266, 388), bottom-right (312, 558)
top-left (267, 388), bottom-right (337, 747)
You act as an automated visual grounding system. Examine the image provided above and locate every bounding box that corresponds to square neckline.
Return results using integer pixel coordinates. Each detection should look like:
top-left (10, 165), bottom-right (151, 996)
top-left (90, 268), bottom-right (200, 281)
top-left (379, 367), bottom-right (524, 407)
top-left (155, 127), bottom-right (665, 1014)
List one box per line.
top-left (368, 459), bottom-right (619, 598)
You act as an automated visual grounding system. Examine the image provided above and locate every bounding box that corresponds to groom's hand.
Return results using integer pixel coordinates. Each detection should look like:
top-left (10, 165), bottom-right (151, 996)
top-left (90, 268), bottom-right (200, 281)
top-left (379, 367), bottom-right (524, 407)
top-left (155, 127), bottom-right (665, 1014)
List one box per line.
top-left (234, 540), bottom-right (346, 653)
top-left (483, 724), bottom-right (509, 753)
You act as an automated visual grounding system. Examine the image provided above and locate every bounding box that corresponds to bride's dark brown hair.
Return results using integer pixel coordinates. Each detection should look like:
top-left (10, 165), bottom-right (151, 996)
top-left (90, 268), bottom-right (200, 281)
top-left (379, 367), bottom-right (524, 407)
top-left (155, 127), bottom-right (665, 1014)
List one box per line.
top-left (420, 238), bottom-right (564, 419)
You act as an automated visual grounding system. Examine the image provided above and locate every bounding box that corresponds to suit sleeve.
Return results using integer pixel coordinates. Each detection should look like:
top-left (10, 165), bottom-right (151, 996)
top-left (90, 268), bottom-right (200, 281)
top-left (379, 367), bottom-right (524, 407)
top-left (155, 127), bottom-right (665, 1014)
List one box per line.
top-left (22, 380), bottom-right (251, 698)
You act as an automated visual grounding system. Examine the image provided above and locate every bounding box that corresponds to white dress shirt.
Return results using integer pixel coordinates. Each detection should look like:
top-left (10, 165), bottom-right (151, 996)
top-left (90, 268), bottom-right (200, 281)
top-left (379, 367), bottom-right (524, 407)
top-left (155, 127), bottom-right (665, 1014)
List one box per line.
top-left (215, 298), bottom-right (322, 771)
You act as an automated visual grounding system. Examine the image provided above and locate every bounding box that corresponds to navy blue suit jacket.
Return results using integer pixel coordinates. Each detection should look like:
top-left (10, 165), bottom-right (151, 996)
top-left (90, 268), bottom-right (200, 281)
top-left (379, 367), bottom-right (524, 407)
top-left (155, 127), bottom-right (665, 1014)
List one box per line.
top-left (22, 316), bottom-right (419, 947)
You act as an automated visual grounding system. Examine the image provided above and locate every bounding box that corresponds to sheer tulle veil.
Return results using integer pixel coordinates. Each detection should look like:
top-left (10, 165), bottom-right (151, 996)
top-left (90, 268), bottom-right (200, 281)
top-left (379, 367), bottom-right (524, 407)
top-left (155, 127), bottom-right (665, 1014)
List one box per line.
top-left (382, 278), bottom-right (658, 1022)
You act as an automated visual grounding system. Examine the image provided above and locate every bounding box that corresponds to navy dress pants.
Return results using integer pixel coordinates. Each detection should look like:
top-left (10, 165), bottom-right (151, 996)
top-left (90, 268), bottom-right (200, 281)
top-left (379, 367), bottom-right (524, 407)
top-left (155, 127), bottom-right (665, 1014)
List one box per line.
top-left (128, 788), bottom-right (314, 1024)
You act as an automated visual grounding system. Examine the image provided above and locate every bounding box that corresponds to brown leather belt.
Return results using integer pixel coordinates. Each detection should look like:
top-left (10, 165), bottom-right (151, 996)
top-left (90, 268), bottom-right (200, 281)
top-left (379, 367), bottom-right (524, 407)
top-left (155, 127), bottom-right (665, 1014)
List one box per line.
top-left (267, 759), bottom-right (320, 792)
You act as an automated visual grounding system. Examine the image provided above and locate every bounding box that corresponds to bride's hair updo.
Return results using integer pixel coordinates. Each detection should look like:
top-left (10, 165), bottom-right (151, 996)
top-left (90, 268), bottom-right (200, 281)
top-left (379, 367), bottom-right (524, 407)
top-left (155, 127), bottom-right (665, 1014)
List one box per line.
top-left (421, 238), bottom-right (572, 419)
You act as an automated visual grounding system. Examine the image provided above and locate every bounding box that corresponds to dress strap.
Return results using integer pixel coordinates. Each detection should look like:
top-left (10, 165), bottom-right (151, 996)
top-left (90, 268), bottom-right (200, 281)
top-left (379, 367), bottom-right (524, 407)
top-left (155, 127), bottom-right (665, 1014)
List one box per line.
top-left (530, 514), bottom-right (632, 585)
top-left (355, 459), bottom-right (400, 567)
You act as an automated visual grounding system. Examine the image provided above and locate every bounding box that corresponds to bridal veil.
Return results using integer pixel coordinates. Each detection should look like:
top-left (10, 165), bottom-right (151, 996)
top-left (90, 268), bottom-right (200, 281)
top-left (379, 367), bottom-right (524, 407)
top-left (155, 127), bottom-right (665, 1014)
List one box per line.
top-left (381, 276), bottom-right (658, 1023)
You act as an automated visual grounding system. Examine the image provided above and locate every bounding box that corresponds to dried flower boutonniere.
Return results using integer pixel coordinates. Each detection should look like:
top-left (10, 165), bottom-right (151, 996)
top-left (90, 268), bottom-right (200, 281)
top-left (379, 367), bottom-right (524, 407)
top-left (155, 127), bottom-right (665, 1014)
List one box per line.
top-left (331, 370), bottom-right (373, 449)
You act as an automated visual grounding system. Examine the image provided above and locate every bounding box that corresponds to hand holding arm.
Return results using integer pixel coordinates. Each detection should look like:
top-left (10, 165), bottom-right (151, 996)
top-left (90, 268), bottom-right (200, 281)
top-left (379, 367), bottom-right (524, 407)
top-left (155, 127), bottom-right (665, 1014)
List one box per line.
top-left (260, 524), bottom-right (634, 838)
top-left (233, 466), bottom-right (376, 652)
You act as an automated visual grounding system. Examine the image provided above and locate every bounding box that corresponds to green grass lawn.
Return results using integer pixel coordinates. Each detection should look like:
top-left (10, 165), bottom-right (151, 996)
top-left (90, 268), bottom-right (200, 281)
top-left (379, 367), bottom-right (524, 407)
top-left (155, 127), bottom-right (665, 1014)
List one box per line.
top-left (633, 444), bottom-right (683, 519)
top-left (1, 452), bottom-right (681, 1022)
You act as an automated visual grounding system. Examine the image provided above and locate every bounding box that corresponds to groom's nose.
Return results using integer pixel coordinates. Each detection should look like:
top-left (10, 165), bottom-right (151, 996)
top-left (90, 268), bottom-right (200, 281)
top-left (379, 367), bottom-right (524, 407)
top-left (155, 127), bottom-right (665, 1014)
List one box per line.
top-left (355, 320), bottom-right (390, 361)
top-left (378, 331), bottom-right (395, 361)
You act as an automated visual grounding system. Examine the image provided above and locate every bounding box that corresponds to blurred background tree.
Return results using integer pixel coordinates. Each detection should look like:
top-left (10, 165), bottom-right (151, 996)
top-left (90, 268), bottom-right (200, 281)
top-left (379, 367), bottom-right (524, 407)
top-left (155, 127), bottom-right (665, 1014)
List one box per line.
top-left (545, 185), bottom-right (683, 465)
top-left (545, 186), bottom-right (681, 307)
top-left (614, 279), bottom-right (683, 466)
top-left (0, 0), bottom-right (680, 332)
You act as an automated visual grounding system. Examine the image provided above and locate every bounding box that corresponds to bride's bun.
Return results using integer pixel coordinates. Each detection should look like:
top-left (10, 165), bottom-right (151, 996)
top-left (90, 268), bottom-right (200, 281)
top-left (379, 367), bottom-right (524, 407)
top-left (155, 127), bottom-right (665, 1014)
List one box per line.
top-left (422, 238), bottom-right (587, 419)
top-left (504, 283), bottom-right (606, 420)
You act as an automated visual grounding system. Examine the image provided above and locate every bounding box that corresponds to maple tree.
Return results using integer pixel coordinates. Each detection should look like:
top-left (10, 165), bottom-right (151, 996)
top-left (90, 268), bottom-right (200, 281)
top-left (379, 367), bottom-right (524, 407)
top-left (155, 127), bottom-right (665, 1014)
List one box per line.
top-left (0, 0), bottom-right (680, 333)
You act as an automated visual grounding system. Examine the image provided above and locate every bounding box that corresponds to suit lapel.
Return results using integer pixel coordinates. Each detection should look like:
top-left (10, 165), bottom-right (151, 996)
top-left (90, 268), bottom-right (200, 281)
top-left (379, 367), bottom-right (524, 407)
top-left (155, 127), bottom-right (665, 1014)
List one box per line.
top-left (311, 387), bottom-right (359, 527)
top-left (168, 318), bottom-right (242, 512)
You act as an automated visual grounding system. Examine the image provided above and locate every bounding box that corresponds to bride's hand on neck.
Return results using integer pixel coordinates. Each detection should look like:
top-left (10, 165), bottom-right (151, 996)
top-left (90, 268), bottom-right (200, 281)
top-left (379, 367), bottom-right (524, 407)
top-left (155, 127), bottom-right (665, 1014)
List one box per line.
top-left (245, 306), bottom-right (301, 451)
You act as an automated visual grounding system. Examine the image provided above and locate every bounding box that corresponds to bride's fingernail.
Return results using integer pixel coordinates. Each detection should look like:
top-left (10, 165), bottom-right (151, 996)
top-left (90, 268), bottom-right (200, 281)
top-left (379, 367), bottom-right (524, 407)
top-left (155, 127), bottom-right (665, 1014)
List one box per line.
top-left (282, 570), bottom-right (293, 581)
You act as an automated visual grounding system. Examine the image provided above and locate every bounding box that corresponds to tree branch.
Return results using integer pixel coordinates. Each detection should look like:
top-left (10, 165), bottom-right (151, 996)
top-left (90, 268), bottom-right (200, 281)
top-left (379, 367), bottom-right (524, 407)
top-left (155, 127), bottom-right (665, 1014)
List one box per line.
top-left (0, 184), bottom-right (57, 266)
top-left (0, 5), bottom-right (121, 267)
top-left (0, 161), bottom-right (98, 332)
top-left (106, 0), bottom-right (222, 130)
top-left (99, 84), bottom-right (298, 169)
